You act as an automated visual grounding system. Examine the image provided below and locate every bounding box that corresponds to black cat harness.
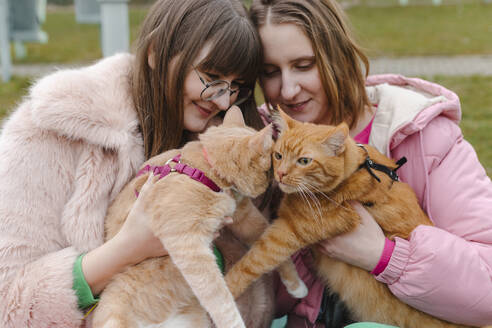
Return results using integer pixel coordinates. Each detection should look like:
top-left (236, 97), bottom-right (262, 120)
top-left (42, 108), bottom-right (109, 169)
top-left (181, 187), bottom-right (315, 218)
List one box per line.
top-left (357, 144), bottom-right (407, 183)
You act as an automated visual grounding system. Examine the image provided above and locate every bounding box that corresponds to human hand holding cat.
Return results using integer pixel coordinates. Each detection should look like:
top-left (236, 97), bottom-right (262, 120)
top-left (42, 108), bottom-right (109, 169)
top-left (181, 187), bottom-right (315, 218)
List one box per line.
top-left (82, 172), bottom-right (169, 295)
top-left (117, 172), bottom-right (169, 262)
top-left (316, 201), bottom-right (385, 272)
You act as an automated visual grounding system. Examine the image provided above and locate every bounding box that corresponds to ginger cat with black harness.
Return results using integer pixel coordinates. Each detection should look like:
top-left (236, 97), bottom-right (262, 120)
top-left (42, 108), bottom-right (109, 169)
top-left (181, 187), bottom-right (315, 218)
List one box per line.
top-left (225, 108), bottom-right (476, 328)
top-left (92, 107), bottom-right (306, 328)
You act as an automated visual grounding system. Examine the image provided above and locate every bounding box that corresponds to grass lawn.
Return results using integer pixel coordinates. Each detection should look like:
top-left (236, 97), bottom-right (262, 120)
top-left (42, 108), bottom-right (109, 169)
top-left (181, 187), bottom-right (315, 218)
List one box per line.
top-left (10, 2), bottom-right (492, 64)
top-left (347, 2), bottom-right (492, 57)
top-left (12, 7), bottom-right (149, 64)
top-left (0, 76), bottom-right (32, 119)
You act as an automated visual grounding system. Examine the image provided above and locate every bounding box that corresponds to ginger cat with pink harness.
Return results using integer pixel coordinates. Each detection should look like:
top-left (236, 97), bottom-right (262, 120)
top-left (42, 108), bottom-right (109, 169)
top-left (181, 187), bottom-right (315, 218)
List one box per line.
top-left (92, 107), bottom-right (306, 328)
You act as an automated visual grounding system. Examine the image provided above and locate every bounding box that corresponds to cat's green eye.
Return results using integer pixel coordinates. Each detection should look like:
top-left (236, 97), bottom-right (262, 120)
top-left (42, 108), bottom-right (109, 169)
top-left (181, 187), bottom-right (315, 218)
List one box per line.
top-left (297, 157), bottom-right (312, 165)
top-left (274, 152), bottom-right (282, 160)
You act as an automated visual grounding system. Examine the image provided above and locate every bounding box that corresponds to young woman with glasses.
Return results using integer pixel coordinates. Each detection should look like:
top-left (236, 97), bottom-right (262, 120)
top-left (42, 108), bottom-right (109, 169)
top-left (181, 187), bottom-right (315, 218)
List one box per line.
top-left (250, 0), bottom-right (492, 327)
top-left (0, 0), bottom-right (265, 326)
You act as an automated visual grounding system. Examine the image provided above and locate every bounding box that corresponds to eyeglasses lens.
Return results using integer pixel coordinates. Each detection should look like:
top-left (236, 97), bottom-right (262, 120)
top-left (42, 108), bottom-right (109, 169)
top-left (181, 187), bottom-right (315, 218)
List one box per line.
top-left (201, 81), bottom-right (252, 106)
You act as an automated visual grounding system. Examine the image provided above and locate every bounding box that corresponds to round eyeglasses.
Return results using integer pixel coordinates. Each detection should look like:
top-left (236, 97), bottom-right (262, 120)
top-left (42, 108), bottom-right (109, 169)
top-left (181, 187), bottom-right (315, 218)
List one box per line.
top-left (193, 67), bottom-right (252, 108)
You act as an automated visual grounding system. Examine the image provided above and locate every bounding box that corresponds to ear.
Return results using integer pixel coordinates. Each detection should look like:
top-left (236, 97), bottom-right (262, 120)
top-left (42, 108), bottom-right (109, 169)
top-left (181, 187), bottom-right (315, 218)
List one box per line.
top-left (249, 124), bottom-right (274, 154)
top-left (322, 123), bottom-right (348, 156)
top-left (270, 105), bottom-right (296, 134)
top-left (223, 106), bottom-right (246, 127)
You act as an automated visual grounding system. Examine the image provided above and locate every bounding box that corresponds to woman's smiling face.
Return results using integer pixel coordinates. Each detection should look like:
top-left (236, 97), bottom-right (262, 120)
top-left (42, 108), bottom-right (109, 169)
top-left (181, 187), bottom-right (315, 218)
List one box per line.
top-left (181, 44), bottom-right (245, 133)
top-left (259, 23), bottom-right (331, 125)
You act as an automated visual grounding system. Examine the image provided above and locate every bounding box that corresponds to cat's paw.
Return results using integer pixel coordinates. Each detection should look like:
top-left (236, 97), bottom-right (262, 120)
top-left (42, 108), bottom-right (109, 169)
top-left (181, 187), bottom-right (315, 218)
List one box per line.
top-left (287, 280), bottom-right (308, 299)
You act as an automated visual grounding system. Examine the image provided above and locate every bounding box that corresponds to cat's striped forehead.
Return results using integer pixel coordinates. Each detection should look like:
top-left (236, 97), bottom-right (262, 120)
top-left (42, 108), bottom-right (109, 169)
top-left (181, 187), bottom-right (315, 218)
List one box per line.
top-left (275, 123), bottom-right (333, 153)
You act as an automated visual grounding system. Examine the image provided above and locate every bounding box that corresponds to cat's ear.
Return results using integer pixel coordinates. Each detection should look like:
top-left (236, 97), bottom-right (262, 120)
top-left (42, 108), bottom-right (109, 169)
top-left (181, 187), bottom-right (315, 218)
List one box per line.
top-left (223, 106), bottom-right (246, 127)
top-left (249, 124), bottom-right (274, 154)
top-left (270, 106), bottom-right (296, 134)
top-left (322, 123), bottom-right (348, 156)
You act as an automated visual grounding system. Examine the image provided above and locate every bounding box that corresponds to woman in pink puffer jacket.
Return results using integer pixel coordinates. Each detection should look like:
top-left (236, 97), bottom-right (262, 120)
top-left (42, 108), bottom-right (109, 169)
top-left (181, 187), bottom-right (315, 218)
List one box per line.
top-left (250, 0), bottom-right (492, 327)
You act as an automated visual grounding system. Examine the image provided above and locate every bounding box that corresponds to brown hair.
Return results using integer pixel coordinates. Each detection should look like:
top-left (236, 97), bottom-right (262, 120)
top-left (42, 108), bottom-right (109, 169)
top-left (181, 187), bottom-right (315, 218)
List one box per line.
top-left (250, 0), bottom-right (370, 129)
top-left (132, 0), bottom-right (264, 159)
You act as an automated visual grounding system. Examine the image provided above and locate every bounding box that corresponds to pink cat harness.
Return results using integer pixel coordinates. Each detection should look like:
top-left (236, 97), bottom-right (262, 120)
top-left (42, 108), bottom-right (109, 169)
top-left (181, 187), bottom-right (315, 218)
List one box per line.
top-left (133, 153), bottom-right (226, 274)
top-left (134, 154), bottom-right (221, 197)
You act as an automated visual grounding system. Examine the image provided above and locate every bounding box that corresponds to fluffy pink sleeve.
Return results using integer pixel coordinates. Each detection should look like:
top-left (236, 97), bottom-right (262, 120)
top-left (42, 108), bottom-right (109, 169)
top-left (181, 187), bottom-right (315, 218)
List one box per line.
top-left (0, 247), bottom-right (84, 327)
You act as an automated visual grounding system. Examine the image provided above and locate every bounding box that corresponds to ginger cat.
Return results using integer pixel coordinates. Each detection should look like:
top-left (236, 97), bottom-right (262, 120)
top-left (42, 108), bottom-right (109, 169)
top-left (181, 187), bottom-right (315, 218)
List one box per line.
top-left (224, 108), bottom-right (474, 328)
top-left (92, 107), bottom-right (305, 328)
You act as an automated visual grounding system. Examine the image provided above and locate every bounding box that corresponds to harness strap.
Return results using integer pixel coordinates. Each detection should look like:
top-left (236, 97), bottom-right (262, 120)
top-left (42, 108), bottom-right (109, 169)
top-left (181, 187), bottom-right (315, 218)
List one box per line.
top-left (357, 144), bottom-right (407, 183)
top-left (135, 154), bottom-right (221, 197)
top-left (134, 154), bottom-right (225, 274)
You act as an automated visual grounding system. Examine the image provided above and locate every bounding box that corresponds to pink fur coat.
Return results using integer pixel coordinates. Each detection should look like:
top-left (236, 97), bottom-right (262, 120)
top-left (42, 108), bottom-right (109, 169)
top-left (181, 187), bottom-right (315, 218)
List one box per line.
top-left (0, 54), bottom-right (145, 327)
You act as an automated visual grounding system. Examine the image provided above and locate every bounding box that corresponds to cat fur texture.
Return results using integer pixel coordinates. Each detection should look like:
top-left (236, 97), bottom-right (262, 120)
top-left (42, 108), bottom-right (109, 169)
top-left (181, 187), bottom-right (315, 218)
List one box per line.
top-left (92, 107), bottom-right (305, 328)
top-left (225, 108), bottom-right (474, 328)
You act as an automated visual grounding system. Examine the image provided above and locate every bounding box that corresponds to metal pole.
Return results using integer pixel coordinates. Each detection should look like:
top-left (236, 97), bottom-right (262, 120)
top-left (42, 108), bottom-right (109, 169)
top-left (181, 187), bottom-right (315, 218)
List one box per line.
top-left (0, 0), bottom-right (11, 82)
top-left (97, 0), bottom-right (129, 57)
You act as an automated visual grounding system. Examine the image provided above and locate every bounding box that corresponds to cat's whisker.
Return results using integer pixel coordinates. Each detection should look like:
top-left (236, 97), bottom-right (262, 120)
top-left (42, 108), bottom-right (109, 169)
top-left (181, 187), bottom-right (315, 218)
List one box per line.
top-left (298, 184), bottom-right (319, 210)
top-left (297, 184), bottom-right (322, 222)
top-left (296, 185), bottom-right (318, 221)
top-left (303, 182), bottom-right (350, 211)
top-left (299, 184), bottom-right (323, 221)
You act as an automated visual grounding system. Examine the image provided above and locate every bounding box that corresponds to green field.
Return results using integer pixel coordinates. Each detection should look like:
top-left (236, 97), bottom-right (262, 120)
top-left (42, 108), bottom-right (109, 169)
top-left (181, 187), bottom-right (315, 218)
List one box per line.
top-left (348, 2), bottom-right (492, 57)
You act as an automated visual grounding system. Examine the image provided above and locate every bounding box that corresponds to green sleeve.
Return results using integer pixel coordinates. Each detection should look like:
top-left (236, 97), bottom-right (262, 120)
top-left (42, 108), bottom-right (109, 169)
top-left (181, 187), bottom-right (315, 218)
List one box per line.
top-left (72, 254), bottom-right (99, 309)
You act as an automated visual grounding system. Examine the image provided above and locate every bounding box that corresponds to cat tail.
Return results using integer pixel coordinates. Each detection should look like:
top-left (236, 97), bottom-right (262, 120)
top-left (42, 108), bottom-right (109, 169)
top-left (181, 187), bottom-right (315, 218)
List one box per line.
top-left (225, 217), bottom-right (308, 299)
top-left (277, 259), bottom-right (308, 298)
top-left (160, 232), bottom-right (246, 328)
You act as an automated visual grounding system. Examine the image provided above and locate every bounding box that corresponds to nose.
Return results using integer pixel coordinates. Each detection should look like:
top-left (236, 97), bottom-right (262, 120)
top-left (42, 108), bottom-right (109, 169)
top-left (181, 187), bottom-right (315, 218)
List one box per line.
top-left (277, 171), bottom-right (286, 182)
top-left (281, 73), bottom-right (300, 101)
top-left (211, 92), bottom-right (231, 111)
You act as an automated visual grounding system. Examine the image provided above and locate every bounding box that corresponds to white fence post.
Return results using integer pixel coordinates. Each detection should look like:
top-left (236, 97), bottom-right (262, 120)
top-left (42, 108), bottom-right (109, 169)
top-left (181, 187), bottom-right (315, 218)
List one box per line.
top-left (0, 0), bottom-right (11, 82)
top-left (75, 0), bottom-right (100, 24)
top-left (98, 0), bottom-right (129, 57)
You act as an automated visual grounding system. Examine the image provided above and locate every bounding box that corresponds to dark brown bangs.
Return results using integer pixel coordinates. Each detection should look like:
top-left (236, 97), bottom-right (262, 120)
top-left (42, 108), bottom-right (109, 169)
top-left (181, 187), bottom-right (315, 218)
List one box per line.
top-left (198, 17), bottom-right (262, 87)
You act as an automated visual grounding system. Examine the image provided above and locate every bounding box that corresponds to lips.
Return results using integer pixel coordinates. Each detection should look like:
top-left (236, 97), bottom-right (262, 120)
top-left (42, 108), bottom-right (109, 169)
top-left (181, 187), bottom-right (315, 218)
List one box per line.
top-left (193, 101), bottom-right (214, 117)
top-left (283, 99), bottom-right (310, 112)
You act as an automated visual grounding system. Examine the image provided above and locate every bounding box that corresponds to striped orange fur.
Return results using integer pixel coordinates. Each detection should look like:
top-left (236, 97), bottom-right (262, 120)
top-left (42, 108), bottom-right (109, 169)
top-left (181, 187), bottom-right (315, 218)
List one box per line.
top-left (225, 108), bottom-right (473, 328)
top-left (92, 107), bottom-right (302, 328)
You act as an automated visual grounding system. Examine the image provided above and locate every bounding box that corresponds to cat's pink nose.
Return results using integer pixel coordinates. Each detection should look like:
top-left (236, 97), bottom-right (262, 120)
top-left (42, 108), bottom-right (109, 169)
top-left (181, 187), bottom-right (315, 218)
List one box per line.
top-left (278, 171), bottom-right (285, 182)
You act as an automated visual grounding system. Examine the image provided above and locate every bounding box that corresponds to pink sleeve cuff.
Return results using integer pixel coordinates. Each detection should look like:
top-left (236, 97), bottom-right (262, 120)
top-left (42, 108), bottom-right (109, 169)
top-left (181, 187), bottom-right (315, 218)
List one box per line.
top-left (371, 237), bottom-right (395, 276)
top-left (375, 236), bottom-right (410, 284)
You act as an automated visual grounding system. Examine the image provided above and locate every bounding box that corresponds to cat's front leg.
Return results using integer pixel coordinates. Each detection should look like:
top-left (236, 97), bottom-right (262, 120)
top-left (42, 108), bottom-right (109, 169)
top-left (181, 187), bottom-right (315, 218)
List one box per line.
top-left (158, 227), bottom-right (245, 328)
top-left (225, 217), bottom-right (309, 299)
top-left (277, 259), bottom-right (308, 298)
top-left (228, 198), bottom-right (308, 299)
top-left (152, 189), bottom-right (245, 328)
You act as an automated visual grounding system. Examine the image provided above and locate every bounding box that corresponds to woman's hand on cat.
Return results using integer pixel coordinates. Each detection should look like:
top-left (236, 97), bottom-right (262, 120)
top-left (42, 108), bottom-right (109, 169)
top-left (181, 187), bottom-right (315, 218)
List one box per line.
top-left (81, 173), bottom-right (169, 295)
top-left (316, 201), bottom-right (385, 271)
top-left (115, 172), bottom-right (169, 264)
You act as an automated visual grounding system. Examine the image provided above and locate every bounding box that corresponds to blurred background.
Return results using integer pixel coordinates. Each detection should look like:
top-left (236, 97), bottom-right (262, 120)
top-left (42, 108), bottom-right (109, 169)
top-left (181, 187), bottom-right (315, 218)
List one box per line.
top-left (0, 0), bottom-right (490, 177)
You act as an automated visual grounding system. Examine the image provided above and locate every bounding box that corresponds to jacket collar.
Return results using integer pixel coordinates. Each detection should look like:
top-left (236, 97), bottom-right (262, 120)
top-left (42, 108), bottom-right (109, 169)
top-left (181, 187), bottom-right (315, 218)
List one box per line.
top-left (29, 53), bottom-right (141, 153)
top-left (366, 74), bottom-right (461, 156)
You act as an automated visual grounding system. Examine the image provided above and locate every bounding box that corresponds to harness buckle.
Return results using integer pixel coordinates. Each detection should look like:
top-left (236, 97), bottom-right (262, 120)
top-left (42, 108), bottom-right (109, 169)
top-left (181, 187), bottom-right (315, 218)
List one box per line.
top-left (165, 156), bottom-right (181, 172)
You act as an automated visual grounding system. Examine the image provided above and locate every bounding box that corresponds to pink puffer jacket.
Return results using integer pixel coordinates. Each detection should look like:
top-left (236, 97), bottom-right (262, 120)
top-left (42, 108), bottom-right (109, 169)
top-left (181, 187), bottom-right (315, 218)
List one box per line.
top-left (273, 74), bottom-right (492, 327)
